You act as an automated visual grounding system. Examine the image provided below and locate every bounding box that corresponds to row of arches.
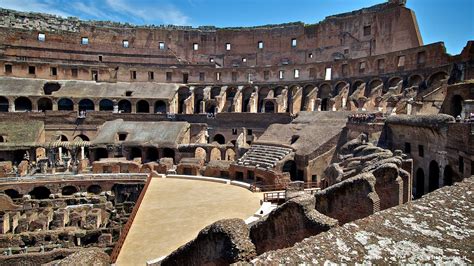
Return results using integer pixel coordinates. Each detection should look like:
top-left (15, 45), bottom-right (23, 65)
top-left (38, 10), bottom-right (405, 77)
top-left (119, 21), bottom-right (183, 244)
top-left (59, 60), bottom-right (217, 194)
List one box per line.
top-left (0, 97), bottom-right (168, 113)
top-left (3, 184), bottom-right (103, 200)
top-left (414, 161), bottom-right (455, 199)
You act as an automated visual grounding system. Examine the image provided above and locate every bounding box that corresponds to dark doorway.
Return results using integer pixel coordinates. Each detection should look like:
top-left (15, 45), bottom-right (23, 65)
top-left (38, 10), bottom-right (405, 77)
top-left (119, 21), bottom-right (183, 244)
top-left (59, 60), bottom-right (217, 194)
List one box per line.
top-left (415, 168), bottom-right (425, 199)
top-left (264, 101), bottom-right (275, 113)
top-left (429, 161), bottom-right (440, 192)
top-left (15, 97), bottom-right (32, 111)
top-left (283, 160), bottom-right (299, 181)
top-left (29, 186), bottom-right (51, 199)
top-left (443, 165), bottom-right (454, 186)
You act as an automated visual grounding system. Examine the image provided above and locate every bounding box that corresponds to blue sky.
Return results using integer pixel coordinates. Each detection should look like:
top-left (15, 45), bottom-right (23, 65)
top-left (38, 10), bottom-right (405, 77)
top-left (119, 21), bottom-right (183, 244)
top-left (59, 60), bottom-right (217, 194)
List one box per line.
top-left (0, 0), bottom-right (472, 54)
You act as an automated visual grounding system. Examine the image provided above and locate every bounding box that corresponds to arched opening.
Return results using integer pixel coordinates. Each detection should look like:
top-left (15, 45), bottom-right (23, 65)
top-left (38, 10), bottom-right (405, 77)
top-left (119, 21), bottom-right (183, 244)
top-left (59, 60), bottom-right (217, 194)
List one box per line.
top-left (450, 95), bottom-right (464, 117)
top-left (136, 100), bottom-right (150, 113)
top-left (429, 161), bottom-right (440, 192)
top-left (4, 189), bottom-right (21, 199)
top-left (99, 99), bottom-right (114, 111)
top-left (320, 98), bottom-right (329, 111)
top-left (118, 100), bottom-right (131, 113)
top-left (333, 82), bottom-right (347, 96)
top-left (408, 75), bottom-right (423, 87)
top-left (74, 134), bottom-right (89, 141)
top-left (301, 85), bottom-right (315, 111)
top-left (241, 87), bottom-right (254, 112)
top-left (14, 97), bottom-right (32, 111)
top-left (350, 80), bottom-right (364, 96)
top-left (427, 72), bottom-right (448, 88)
top-left (58, 98), bottom-right (74, 111)
top-left (443, 165), bottom-right (454, 186)
top-left (210, 148), bottom-right (221, 161)
top-left (264, 101), bottom-right (275, 113)
top-left (274, 87), bottom-right (284, 97)
top-left (194, 88), bottom-right (204, 114)
top-left (146, 147), bottom-right (159, 162)
top-left (213, 134), bottom-right (225, 145)
top-left (78, 99), bottom-right (94, 112)
top-left (366, 79), bottom-right (383, 97)
top-left (210, 87), bottom-right (221, 99)
top-left (60, 135), bottom-right (68, 141)
top-left (61, 186), bottom-right (78, 196)
top-left (29, 186), bottom-right (51, 200)
top-left (224, 87), bottom-right (237, 112)
top-left (0, 97), bottom-right (8, 112)
top-left (163, 148), bottom-right (175, 163)
top-left (0, 136), bottom-right (4, 143)
top-left (87, 185), bottom-right (102, 195)
top-left (415, 168), bottom-right (425, 199)
top-left (43, 82), bottom-right (61, 95)
top-left (387, 77), bottom-right (402, 93)
top-left (37, 98), bottom-right (52, 112)
top-left (195, 147), bottom-right (207, 161)
top-left (319, 84), bottom-right (332, 111)
top-left (283, 160), bottom-right (299, 181)
top-left (154, 100), bottom-right (167, 113)
top-left (129, 147), bottom-right (142, 160)
top-left (258, 87), bottom-right (271, 113)
top-left (178, 87), bottom-right (191, 114)
top-left (94, 148), bottom-right (108, 161)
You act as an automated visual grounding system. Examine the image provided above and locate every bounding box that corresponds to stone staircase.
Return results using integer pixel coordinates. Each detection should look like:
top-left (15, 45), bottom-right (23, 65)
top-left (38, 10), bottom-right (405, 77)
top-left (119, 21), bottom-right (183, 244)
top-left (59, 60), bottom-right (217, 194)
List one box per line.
top-left (236, 144), bottom-right (292, 170)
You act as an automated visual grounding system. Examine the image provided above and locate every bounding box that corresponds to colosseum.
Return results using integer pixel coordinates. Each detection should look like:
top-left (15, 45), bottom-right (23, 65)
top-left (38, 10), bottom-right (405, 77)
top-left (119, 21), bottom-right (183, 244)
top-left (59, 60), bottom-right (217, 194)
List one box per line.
top-left (0, 0), bottom-right (472, 264)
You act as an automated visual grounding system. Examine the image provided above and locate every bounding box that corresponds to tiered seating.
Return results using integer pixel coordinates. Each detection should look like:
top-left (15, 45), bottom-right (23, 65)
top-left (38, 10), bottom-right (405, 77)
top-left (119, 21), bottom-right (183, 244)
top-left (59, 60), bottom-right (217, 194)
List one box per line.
top-left (236, 144), bottom-right (292, 170)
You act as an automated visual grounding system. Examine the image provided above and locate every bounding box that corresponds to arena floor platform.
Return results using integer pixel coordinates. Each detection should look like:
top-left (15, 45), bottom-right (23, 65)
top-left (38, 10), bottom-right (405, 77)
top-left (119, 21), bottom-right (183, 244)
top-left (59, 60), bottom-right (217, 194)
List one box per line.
top-left (115, 177), bottom-right (262, 265)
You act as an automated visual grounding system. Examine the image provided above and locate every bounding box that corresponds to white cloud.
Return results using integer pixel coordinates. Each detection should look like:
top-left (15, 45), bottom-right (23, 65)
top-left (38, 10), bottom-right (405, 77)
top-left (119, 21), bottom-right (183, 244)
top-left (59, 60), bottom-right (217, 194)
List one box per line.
top-left (104, 0), bottom-right (190, 25)
top-left (0, 0), bottom-right (71, 17)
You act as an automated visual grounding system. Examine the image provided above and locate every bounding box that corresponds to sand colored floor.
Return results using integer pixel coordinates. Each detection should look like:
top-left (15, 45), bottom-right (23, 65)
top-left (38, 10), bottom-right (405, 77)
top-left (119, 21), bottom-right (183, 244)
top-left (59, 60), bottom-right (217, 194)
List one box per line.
top-left (116, 177), bottom-right (262, 265)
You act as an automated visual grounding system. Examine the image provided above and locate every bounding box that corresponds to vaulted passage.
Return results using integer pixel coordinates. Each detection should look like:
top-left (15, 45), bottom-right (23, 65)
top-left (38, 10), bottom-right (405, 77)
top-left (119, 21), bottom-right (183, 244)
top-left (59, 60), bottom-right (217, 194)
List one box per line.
top-left (58, 98), bottom-right (74, 111)
top-left (429, 161), bottom-right (440, 192)
top-left (38, 98), bottom-right (52, 111)
top-left (79, 99), bottom-right (94, 112)
top-left (99, 99), bottom-right (114, 111)
top-left (15, 97), bottom-right (32, 111)
top-left (0, 97), bottom-right (9, 112)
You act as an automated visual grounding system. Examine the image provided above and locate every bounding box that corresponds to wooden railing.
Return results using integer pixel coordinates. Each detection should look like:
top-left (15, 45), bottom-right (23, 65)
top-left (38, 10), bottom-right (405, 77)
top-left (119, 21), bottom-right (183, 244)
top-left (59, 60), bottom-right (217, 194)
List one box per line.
top-left (110, 174), bottom-right (152, 263)
top-left (252, 181), bottom-right (320, 192)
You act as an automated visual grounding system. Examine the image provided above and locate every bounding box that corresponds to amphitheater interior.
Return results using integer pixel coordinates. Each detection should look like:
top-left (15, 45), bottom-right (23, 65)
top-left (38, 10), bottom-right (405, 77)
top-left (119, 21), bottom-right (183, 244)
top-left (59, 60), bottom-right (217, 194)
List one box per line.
top-left (0, 0), bottom-right (472, 264)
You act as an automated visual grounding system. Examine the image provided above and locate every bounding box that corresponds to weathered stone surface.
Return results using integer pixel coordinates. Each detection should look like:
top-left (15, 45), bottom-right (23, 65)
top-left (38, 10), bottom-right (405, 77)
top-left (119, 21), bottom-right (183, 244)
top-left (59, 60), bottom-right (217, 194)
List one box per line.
top-left (250, 193), bottom-right (338, 254)
top-left (45, 248), bottom-right (109, 266)
top-left (252, 177), bottom-right (474, 264)
top-left (161, 218), bottom-right (256, 266)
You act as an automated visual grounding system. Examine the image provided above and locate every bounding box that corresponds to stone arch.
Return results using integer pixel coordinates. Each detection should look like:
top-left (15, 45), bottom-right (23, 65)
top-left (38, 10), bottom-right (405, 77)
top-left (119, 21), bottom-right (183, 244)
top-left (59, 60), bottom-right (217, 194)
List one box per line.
top-left (427, 71), bottom-right (448, 88)
top-left (129, 147), bottom-right (142, 160)
top-left (415, 168), bottom-right (425, 199)
top-left (0, 96), bottom-right (8, 112)
top-left (210, 87), bottom-right (221, 99)
top-left (443, 165), bottom-right (454, 186)
top-left (61, 185), bottom-right (78, 196)
top-left (264, 101), bottom-right (275, 113)
top-left (333, 81), bottom-right (348, 96)
top-left (350, 80), bottom-right (364, 96)
top-left (213, 134), bottom-right (225, 145)
top-left (210, 148), bottom-right (221, 161)
top-left (154, 100), bottom-right (167, 113)
top-left (408, 74), bottom-right (423, 87)
top-left (450, 95), bottom-right (464, 117)
top-left (94, 148), bottom-right (108, 161)
top-left (99, 99), bottom-right (114, 111)
top-left (224, 87), bottom-right (238, 112)
top-left (388, 76), bottom-right (402, 88)
top-left (87, 185), bottom-right (102, 195)
top-left (29, 186), bottom-right (51, 200)
top-left (178, 87), bottom-right (191, 114)
top-left (74, 134), bottom-right (89, 141)
top-left (274, 86), bottom-right (284, 97)
top-left (366, 79), bottom-right (383, 97)
top-left (4, 189), bottom-right (21, 199)
top-left (136, 100), bottom-right (150, 113)
top-left (283, 160), bottom-right (299, 181)
top-left (78, 99), bottom-right (94, 112)
top-left (195, 147), bottom-right (206, 161)
top-left (118, 99), bottom-right (132, 113)
top-left (194, 87), bottom-right (204, 114)
top-left (258, 87), bottom-right (271, 112)
top-left (14, 97), bottom-right (32, 111)
top-left (37, 98), bottom-right (53, 112)
top-left (225, 149), bottom-right (236, 161)
top-left (241, 87), bottom-right (254, 112)
top-left (146, 147), bottom-right (159, 162)
top-left (301, 85), bottom-right (315, 111)
top-left (60, 135), bottom-right (68, 141)
top-left (58, 98), bottom-right (74, 111)
top-left (429, 160), bottom-right (440, 192)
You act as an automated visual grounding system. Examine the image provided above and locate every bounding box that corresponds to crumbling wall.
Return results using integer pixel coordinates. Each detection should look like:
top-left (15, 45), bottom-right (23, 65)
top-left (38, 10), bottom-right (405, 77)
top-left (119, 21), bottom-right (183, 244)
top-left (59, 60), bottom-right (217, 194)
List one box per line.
top-left (249, 193), bottom-right (337, 254)
top-left (160, 219), bottom-right (256, 266)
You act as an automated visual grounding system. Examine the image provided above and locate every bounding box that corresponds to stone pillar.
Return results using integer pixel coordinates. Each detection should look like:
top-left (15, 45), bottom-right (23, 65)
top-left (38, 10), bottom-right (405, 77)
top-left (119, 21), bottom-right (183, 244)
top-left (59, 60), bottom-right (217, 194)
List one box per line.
top-left (9, 100), bottom-right (15, 112)
top-left (131, 101), bottom-right (137, 113)
top-left (309, 98), bottom-right (315, 112)
top-left (342, 97), bottom-right (347, 109)
top-left (113, 100), bottom-right (119, 114)
top-left (80, 147), bottom-right (85, 160)
top-left (58, 147), bottom-right (63, 164)
top-left (52, 101), bottom-right (58, 111)
top-left (314, 98), bottom-right (321, 111)
top-left (407, 102), bottom-right (412, 115)
top-left (200, 101), bottom-right (206, 114)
